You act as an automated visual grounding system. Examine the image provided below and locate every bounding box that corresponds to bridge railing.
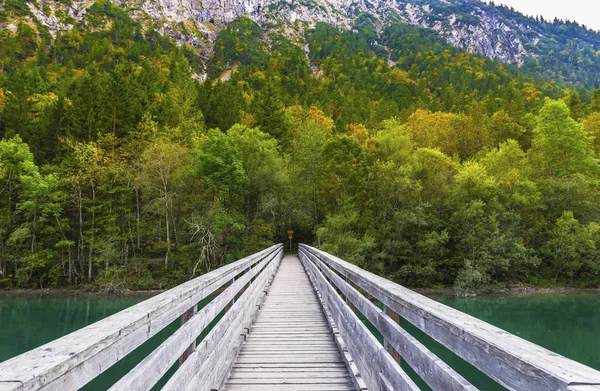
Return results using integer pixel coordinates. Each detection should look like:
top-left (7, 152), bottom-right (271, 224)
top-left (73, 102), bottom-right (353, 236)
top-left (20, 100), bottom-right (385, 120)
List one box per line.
top-left (299, 244), bottom-right (600, 391)
top-left (0, 244), bottom-right (283, 391)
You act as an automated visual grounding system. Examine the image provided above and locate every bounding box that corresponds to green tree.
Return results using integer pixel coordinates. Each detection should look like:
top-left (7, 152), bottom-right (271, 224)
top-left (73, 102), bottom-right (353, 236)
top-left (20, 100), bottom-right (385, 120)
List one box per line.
top-left (253, 78), bottom-right (287, 140)
top-left (529, 99), bottom-right (599, 178)
top-left (15, 172), bottom-right (64, 287)
top-left (412, 148), bottom-right (458, 214)
top-left (317, 203), bottom-right (377, 271)
top-left (0, 136), bottom-right (38, 281)
top-left (529, 100), bottom-right (600, 223)
top-left (543, 211), bottom-right (596, 282)
top-left (450, 162), bottom-right (533, 294)
top-left (193, 129), bottom-right (247, 209)
top-left (153, 62), bottom-right (205, 142)
top-left (228, 124), bottom-right (286, 251)
top-left (487, 110), bottom-right (527, 148)
top-left (67, 63), bottom-right (109, 141)
top-left (139, 140), bottom-right (188, 264)
top-left (287, 108), bottom-right (334, 233)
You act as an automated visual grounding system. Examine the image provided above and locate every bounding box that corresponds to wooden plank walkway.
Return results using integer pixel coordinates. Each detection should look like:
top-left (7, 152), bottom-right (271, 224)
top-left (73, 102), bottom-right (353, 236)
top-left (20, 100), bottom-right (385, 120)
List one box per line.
top-left (5, 244), bottom-right (600, 391)
top-left (223, 255), bottom-right (357, 391)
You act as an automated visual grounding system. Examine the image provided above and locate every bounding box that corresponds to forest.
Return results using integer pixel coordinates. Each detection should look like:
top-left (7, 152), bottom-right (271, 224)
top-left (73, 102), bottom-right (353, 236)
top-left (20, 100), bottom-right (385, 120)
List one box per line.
top-left (1, 3), bottom-right (600, 295)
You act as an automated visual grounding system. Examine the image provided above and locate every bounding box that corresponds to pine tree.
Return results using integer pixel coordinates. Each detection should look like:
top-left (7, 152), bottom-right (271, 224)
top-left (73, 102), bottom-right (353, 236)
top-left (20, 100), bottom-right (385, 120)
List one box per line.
top-left (253, 78), bottom-right (287, 140)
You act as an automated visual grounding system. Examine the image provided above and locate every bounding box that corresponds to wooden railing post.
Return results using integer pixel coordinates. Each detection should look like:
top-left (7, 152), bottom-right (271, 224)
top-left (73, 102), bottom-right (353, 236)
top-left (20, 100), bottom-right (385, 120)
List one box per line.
top-left (304, 245), bottom-right (600, 391)
top-left (225, 276), bottom-right (236, 311)
top-left (383, 305), bottom-right (401, 365)
top-left (179, 305), bottom-right (198, 365)
top-left (344, 275), bottom-right (356, 312)
top-left (0, 244), bottom-right (284, 391)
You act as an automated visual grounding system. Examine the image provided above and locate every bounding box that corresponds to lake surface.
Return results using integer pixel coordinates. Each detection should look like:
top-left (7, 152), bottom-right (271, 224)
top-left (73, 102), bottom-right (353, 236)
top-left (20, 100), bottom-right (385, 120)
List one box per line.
top-left (0, 293), bottom-right (154, 362)
top-left (434, 291), bottom-right (600, 371)
top-left (1, 291), bottom-right (599, 389)
top-left (423, 292), bottom-right (600, 390)
top-left (0, 292), bottom-right (178, 390)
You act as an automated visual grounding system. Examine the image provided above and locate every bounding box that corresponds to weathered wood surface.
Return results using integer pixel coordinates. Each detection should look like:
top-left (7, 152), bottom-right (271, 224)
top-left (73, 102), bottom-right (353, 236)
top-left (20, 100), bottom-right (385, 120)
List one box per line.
top-left (300, 244), bottom-right (600, 391)
top-left (223, 255), bottom-right (357, 391)
top-left (0, 245), bottom-right (282, 391)
top-left (301, 247), bottom-right (476, 391)
top-left (110, 246), bottom-right (282, 391)
top-left (171, 248), bottom-right (282, 391)
top-left (5, 243), bottom-right (600, 391)
top-left (316, 278), bottom-right (368, 391)
top-left (301, 249), bottom-right (419, 391)
top-left (179, 304), bottom-right (198, 365)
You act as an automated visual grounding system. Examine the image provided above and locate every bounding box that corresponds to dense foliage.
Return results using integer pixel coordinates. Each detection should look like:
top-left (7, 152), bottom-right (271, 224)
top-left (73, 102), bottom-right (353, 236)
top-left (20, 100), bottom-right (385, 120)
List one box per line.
top-left (1, 9), bottom-right (600, 294)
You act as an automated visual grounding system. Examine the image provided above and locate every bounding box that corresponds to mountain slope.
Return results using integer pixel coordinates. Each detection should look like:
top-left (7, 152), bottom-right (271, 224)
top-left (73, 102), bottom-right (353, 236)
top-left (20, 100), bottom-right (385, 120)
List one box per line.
top-left (5, 0), bottom-right (600, 88)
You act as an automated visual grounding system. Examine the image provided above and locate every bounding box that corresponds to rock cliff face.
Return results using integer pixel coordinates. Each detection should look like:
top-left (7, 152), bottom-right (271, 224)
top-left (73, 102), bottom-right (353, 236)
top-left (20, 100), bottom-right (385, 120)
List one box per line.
top-left (13, 0), bottom-right (600, 82)
top-left (402, 2), bottom-right (530, 65)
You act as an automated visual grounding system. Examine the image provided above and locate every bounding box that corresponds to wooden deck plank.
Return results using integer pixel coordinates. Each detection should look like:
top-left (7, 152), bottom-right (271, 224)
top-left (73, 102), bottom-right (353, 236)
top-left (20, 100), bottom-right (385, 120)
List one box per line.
top-left (227, 378), bottom-right (355, 384)
top-left (229, 373), bottom-right (350, 379)
top-left (232, 363), bottom-right (348, 369)
top-left (224, 385), bottom-right (356, 391)
top-left (222, 255), bottom-right (356, 391)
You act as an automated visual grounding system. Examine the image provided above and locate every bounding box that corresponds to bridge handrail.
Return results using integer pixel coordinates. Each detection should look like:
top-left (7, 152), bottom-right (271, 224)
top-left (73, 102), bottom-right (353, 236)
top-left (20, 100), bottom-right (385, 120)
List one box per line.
top-left (300, 245), bottom-right (472, 391)
top-left (0, 244), bottom-right (283, 391)
top-left (299, 244), bottom-right (600, 391)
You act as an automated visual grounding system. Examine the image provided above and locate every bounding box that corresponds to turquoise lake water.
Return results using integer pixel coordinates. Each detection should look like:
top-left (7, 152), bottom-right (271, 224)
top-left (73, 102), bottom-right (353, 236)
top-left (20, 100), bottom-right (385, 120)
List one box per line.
top-left (1, 291), bottom-right (599, 389)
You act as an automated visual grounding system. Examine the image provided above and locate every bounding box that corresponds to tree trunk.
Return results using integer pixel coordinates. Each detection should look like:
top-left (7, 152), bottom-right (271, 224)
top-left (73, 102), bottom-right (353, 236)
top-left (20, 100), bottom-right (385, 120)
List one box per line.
top-left (112, 104), bottom-right (117, 135)
top-left (312, 183), bottom-right (319, 226)
top-left (55, 214), bottom-right (74, 284)
top-left (8, 172), bottom-right (13, 214)
top-left (136, 188), bottom-right (141, 250)
top-left (172, 205), bottom-right (180, 247)
top-left (68, 248), bottom-right (73, 285)
top-left (78, 186), bottom-right (84, 268)
top-left (0, 231), bottom-right (4, 279)
top-left (165, 198), bottom-right (170, 265)
top-left (161, 172), bottom-right (170, 265)
top-left (88, 185), bottom-right (96, 282)
top-left (312, 183), bottom-right (321, 246)
top-left (31, 209), bottom-right (37, 254)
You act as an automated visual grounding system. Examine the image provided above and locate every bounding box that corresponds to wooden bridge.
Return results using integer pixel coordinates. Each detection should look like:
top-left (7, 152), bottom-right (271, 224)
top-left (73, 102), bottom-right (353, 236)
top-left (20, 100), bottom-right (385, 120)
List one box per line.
top-left (2, 243), bottom-right (600, 391)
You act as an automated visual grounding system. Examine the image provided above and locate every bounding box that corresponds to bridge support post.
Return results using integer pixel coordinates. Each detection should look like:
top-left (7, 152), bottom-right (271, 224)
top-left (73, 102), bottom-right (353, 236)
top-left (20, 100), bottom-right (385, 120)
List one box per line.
top-left (178, 305), bottom-right (198, 366)
top-left (225, 276), bottom-right (236, 311)
top-left (344, 275), bottom-right (356, 312)
top-left (383, 305), bottom-right (402, 366)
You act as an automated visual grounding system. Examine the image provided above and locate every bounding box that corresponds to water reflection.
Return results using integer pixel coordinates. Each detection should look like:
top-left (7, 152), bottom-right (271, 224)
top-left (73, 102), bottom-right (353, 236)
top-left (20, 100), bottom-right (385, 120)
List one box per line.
top-left (1, 291), bottom-right (599, 390)
top-left (433, 292), bottom-right (600, 370)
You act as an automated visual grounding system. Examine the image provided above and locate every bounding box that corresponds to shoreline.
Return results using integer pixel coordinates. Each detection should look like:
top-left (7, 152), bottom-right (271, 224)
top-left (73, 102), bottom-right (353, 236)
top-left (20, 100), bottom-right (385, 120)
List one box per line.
top-left (2, 286), bottom-right (599, 296)
top-left (417, 286), bottom-right (600, 296)
top-left (0, 288), bottom-right (165, 295)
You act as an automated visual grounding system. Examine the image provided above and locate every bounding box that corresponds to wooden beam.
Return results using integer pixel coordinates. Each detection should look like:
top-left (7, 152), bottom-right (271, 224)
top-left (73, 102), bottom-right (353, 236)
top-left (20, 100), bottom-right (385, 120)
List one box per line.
top-left (108, 248), bottom-right (281, 391)
top-left (0, 245), bottom-right (282, 391)
top-left (179, 305), bottom-right (198, 366)
top-left (163, 250), bottom-right (282, 391)
top-left (301, 244), bottom-right (600, 391)
top-left (300, 249), bottom-right (420, 391)
top-left (383, 306), bottom-right (401, 365)
top-left (302, 247), bottom-right (475, 391)
top-left (0, 383), bottom-right (21, 391)
top-left (299, 256), bottom-right (368, 391)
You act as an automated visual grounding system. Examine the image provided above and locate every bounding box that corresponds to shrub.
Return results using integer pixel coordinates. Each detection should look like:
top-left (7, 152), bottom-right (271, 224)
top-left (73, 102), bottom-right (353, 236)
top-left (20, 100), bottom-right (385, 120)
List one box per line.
top-left (454, 260), bottom-right (491, 296)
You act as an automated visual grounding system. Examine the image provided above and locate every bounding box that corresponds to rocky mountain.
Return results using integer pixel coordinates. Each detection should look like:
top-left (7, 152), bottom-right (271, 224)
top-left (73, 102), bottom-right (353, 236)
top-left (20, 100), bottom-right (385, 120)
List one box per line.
top-left (4, 0), bottom-right (600, 87)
